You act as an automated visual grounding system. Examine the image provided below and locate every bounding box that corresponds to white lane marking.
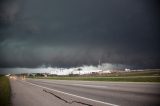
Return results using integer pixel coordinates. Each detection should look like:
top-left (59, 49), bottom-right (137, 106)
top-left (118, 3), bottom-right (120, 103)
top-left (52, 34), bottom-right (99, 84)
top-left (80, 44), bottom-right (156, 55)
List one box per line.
top-left (24, 81), bottom-right (119, 106)
top-left (72, 84), bottom-right (110, 88)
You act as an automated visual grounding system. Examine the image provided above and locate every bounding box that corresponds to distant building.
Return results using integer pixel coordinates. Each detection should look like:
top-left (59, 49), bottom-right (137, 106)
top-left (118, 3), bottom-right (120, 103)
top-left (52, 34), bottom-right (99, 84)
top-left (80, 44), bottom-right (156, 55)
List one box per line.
top-left (98, 70), bottom-right (111, 74)
top-left (125, 68), bottom-right (131, 72)
top-left (43, 74), bottom-right (48, 77)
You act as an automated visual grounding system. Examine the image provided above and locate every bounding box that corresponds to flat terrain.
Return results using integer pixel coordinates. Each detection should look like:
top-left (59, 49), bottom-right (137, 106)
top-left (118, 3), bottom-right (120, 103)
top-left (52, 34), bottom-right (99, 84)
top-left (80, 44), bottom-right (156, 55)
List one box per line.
top-left (10, 78), bottom-right (160, 106)
top-left (32, 70), bottom-right (160, 82)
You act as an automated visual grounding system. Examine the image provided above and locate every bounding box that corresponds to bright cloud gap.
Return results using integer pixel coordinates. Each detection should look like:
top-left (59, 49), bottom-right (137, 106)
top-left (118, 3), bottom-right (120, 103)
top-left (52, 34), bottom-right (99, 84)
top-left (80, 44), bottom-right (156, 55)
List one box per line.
top-left (0, 63), bottom-right (133, 75)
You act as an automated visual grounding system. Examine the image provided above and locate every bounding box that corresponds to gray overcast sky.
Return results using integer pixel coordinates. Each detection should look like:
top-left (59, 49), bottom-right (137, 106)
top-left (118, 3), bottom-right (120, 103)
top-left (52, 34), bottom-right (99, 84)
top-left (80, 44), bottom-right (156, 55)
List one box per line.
top-left (0, 0), bottom-right (160, 69)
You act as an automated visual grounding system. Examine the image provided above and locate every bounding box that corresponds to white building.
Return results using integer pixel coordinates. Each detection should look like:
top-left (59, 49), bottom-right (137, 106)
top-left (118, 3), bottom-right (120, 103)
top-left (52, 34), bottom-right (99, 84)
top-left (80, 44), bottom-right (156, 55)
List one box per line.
top-left (98, 70), bottom-right (111, 74)
top-left (125, 68), bottom-right (131, 72)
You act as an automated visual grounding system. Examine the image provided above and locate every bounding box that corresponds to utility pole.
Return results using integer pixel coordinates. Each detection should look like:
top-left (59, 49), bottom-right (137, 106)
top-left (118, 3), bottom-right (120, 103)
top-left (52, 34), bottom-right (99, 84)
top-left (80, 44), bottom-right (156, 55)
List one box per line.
top-left (98, 58), bottom-right (103, 71)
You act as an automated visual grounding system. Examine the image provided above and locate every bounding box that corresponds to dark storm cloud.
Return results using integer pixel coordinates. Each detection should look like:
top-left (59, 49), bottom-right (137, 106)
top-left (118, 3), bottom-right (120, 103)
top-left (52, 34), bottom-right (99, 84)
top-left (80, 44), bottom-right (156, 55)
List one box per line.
top-left (0, 0), bottom-right (160, 69)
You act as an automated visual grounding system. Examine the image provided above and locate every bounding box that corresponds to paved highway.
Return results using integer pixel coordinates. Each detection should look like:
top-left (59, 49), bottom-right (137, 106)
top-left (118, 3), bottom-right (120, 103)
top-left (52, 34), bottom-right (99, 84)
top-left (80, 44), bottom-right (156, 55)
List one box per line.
top-left (10, 78), bottom-right (160, 106)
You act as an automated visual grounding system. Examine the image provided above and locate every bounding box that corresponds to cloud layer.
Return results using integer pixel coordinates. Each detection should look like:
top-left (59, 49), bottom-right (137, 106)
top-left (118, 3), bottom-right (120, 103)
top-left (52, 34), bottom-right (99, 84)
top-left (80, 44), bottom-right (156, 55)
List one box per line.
top-left (0, 0), bottom-right (160, 69)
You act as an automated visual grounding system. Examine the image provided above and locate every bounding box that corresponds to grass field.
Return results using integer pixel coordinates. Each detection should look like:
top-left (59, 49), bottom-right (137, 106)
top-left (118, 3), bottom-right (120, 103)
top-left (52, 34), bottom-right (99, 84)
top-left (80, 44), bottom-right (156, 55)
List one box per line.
top-left (31, 70), bottom-right (160, 82)
top-left (33, 76), bottom-right (160, 82)
top-left (0, 75), bottom-right (11, 106)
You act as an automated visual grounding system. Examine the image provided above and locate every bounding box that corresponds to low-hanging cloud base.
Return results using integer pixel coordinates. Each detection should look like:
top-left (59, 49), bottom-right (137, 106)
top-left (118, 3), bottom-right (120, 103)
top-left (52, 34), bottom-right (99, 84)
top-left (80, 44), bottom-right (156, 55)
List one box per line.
top-left (0, 0), bottom-right (160, 73)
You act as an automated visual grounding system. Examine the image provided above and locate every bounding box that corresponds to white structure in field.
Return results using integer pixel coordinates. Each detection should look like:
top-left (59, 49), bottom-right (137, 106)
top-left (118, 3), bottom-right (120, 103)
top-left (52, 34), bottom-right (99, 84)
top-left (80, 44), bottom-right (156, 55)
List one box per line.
top-left (125, 68), bottom-right (131, 72)
top-left (72, 69), bottom-right (101, 75)
top-left (98, 70), bottom-right (111, 74)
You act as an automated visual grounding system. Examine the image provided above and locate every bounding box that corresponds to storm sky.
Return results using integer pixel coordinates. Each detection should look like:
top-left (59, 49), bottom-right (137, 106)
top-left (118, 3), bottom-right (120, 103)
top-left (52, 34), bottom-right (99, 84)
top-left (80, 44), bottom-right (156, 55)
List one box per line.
top-left (0, 0), bottom-right (160, 70)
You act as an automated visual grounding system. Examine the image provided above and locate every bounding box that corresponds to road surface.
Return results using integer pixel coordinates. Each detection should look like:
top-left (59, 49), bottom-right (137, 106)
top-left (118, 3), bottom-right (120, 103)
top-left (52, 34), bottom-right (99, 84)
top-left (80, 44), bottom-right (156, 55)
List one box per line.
top-left (10, 78), bottom-right (160, 106)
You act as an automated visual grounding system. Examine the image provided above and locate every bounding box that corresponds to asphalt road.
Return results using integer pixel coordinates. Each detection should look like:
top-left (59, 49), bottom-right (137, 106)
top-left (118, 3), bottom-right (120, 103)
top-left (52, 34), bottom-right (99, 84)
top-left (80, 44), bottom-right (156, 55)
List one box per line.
top-left (10, 78), bottom-right (160, 106)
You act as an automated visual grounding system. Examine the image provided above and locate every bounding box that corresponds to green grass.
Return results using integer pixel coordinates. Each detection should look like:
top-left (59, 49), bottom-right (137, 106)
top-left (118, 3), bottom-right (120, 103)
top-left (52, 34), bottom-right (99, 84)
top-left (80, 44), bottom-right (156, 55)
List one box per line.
top-left (33, 76), bottom-right (160, 82)
top-left (0, 76), bottom-right (11, 106)
top-left (103, 70), bottom-right (160, 77)
top-left (31, 70), bottom-right (160, 82)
